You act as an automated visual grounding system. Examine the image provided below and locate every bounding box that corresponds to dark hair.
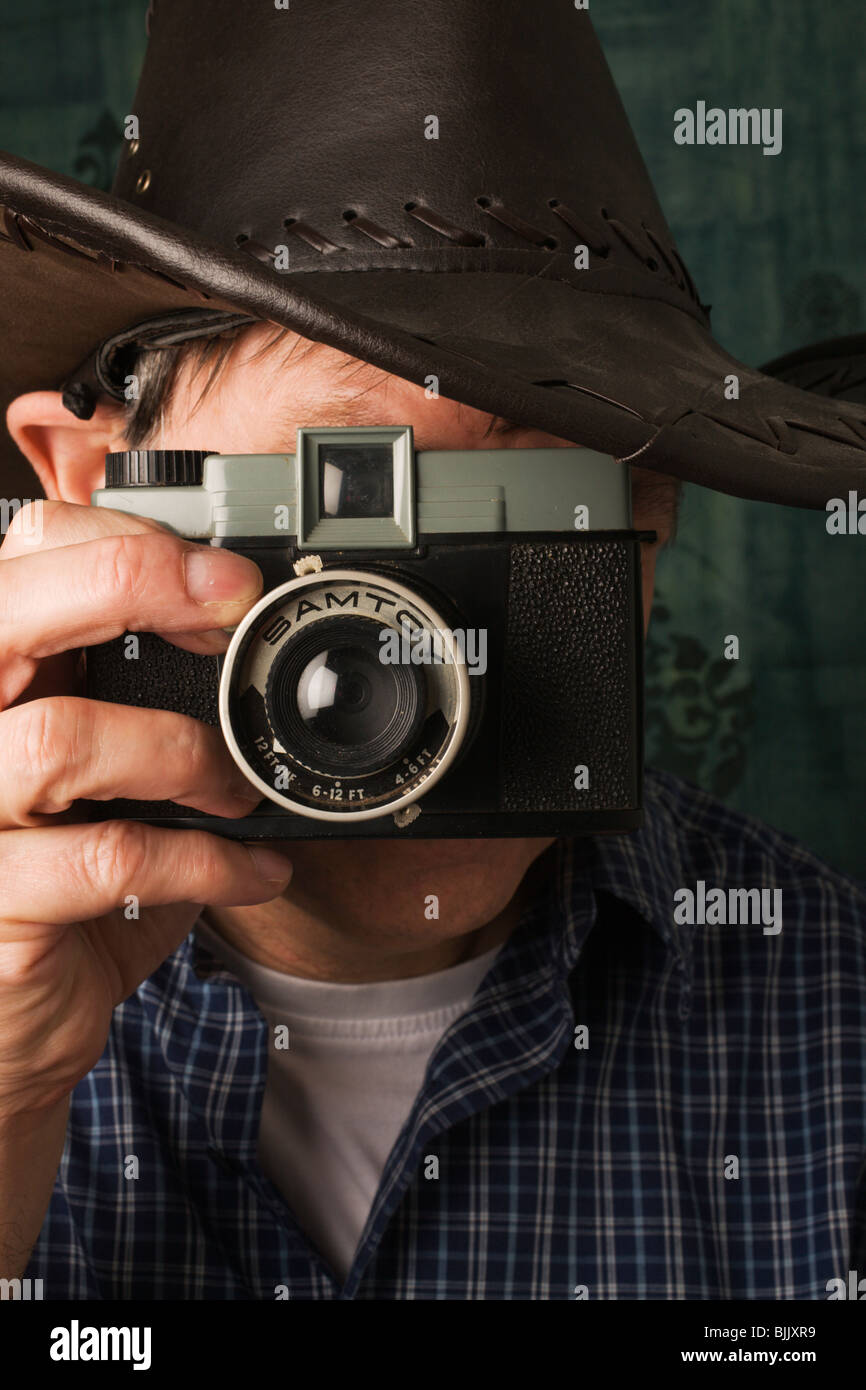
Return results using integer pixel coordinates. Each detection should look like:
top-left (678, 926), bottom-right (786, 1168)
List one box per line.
top-left (122, 322), bottom-right (296, 446)
top-left (122, 319), bottom-right (524, 448)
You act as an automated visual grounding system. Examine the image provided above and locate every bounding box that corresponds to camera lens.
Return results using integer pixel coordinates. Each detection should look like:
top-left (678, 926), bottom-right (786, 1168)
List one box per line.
top-left (264, 616), bottom-right (426, 776)
top-left (219, 569), bottom-right (472, 821)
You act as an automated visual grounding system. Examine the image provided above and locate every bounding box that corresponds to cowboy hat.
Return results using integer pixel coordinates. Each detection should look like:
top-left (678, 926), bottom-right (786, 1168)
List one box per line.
top-left (2, 0), bottom-right (865, 507)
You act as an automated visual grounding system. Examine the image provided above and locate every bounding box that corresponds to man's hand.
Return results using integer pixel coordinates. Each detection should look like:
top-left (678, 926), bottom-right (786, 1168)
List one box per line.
top-left (0, 500), bottom-right (292, 1121)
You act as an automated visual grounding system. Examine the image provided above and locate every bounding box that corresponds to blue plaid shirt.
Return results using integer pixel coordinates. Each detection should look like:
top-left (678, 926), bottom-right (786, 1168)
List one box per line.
top-left (25, 767), bottom-right (866, 1299)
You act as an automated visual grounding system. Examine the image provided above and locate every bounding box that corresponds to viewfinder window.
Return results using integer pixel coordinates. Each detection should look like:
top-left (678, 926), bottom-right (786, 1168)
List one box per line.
top-left (319, 444), bottom-right (394, 518)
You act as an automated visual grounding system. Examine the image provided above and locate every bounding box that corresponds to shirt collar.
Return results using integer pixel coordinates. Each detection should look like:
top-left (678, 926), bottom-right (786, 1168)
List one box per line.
top-left (563, 767), bottom-right (697, 1007)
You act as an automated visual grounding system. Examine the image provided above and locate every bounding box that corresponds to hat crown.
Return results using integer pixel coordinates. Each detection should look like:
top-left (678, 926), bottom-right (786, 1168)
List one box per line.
top-left (110, 0), bottom-right (705, 317)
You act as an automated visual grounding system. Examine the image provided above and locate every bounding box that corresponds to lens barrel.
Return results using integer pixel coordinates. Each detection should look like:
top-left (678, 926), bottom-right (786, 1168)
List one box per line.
top-left (264, 615), bottom-right (427, 776)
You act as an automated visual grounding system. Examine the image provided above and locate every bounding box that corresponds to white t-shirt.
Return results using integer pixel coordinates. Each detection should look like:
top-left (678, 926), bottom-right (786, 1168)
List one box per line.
top-left (194, 920), bottom-right (503, 1284)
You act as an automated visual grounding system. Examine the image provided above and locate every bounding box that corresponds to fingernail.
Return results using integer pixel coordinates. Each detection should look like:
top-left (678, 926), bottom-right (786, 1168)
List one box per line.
top-left (245, 845), bottom-right (293, 884)
top-left (184, 548), bottom-right (263, 604)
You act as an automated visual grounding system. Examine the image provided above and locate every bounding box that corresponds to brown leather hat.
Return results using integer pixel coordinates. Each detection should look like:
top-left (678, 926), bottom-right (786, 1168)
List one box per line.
top-left (1, 0), bottom-right (865, 507)
top-left (761, 334), bottom-right (866, 408)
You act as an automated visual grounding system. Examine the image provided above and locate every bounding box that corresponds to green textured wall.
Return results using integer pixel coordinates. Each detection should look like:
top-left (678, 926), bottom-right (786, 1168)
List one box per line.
top-left (1, 0), bottom-right (864, 875)
top-left (590, 2), bottom-right (866, 876)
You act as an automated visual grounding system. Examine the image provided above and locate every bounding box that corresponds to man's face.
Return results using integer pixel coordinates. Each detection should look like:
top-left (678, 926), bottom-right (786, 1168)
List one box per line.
top-left (119, 326), bottom-right (678, 951)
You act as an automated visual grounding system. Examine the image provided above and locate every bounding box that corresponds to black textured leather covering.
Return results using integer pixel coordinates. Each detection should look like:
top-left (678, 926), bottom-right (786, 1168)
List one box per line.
top-left (85, 632), bottom-right (220, 818)
top-left (502, 541), bottom-right (638, 812)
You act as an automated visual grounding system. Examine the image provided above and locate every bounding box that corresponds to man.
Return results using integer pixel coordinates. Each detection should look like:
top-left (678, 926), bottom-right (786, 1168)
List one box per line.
top-left (1, 0), bottom-right (865, 1300)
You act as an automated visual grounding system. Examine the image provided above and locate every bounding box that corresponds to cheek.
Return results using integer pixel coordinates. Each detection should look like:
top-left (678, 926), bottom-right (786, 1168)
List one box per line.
top-left (640, 546), bottom-right (658, 635)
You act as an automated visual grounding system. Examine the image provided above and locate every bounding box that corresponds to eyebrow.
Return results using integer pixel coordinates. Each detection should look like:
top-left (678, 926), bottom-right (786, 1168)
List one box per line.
top-left (278, 396), bottom-right (383, 435)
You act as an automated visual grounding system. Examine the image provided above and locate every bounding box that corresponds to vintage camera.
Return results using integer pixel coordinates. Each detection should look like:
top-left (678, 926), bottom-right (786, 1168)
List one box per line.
top-left (85, 427), bottom-right (648, 840)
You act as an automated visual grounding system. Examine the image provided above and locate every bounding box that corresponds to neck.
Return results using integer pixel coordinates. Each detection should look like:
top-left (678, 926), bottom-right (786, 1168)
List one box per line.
top-left (201, 880), bottom-right (531, 983)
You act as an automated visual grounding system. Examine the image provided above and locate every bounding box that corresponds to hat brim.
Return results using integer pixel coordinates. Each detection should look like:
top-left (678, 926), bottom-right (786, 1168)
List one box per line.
top-left (2, 151), bottom-right (866, 508)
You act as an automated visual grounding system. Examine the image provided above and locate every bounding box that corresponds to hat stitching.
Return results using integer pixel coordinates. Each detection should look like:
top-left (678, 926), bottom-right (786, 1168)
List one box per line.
top-left (342, 211), bottom-right (411, 251)
top-left (231, 197), bottom-right (703, 311)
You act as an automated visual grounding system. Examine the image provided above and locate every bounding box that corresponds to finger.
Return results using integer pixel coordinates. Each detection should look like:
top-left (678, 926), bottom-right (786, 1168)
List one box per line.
top-left (0, 697), bottom-right (261, 829)
top-left (0, 529), bottom-right (262, 664)
top-left (0, 821), bottom-right (293, 930)
top-left (0, 498), bottom-right (170, 560)
top-left (158, 627), bottom-right (235, 656)
top-left (0, 501), bottom-right (258, 659)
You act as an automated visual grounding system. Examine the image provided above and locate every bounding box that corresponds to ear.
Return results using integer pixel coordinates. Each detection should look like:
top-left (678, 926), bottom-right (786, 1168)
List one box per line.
top-left (6, 391), bottom-right (129, 506)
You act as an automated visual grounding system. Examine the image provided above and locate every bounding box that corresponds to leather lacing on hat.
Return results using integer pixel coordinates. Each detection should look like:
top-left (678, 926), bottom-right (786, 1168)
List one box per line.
top-left (5, 203), bottom-right (866, 460)
top-left (232, 195), bottom-right (706, 312)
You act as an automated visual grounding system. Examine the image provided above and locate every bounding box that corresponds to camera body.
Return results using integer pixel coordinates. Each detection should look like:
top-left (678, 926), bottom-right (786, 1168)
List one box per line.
top-left (85, 428), bottom-right (646, 840)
